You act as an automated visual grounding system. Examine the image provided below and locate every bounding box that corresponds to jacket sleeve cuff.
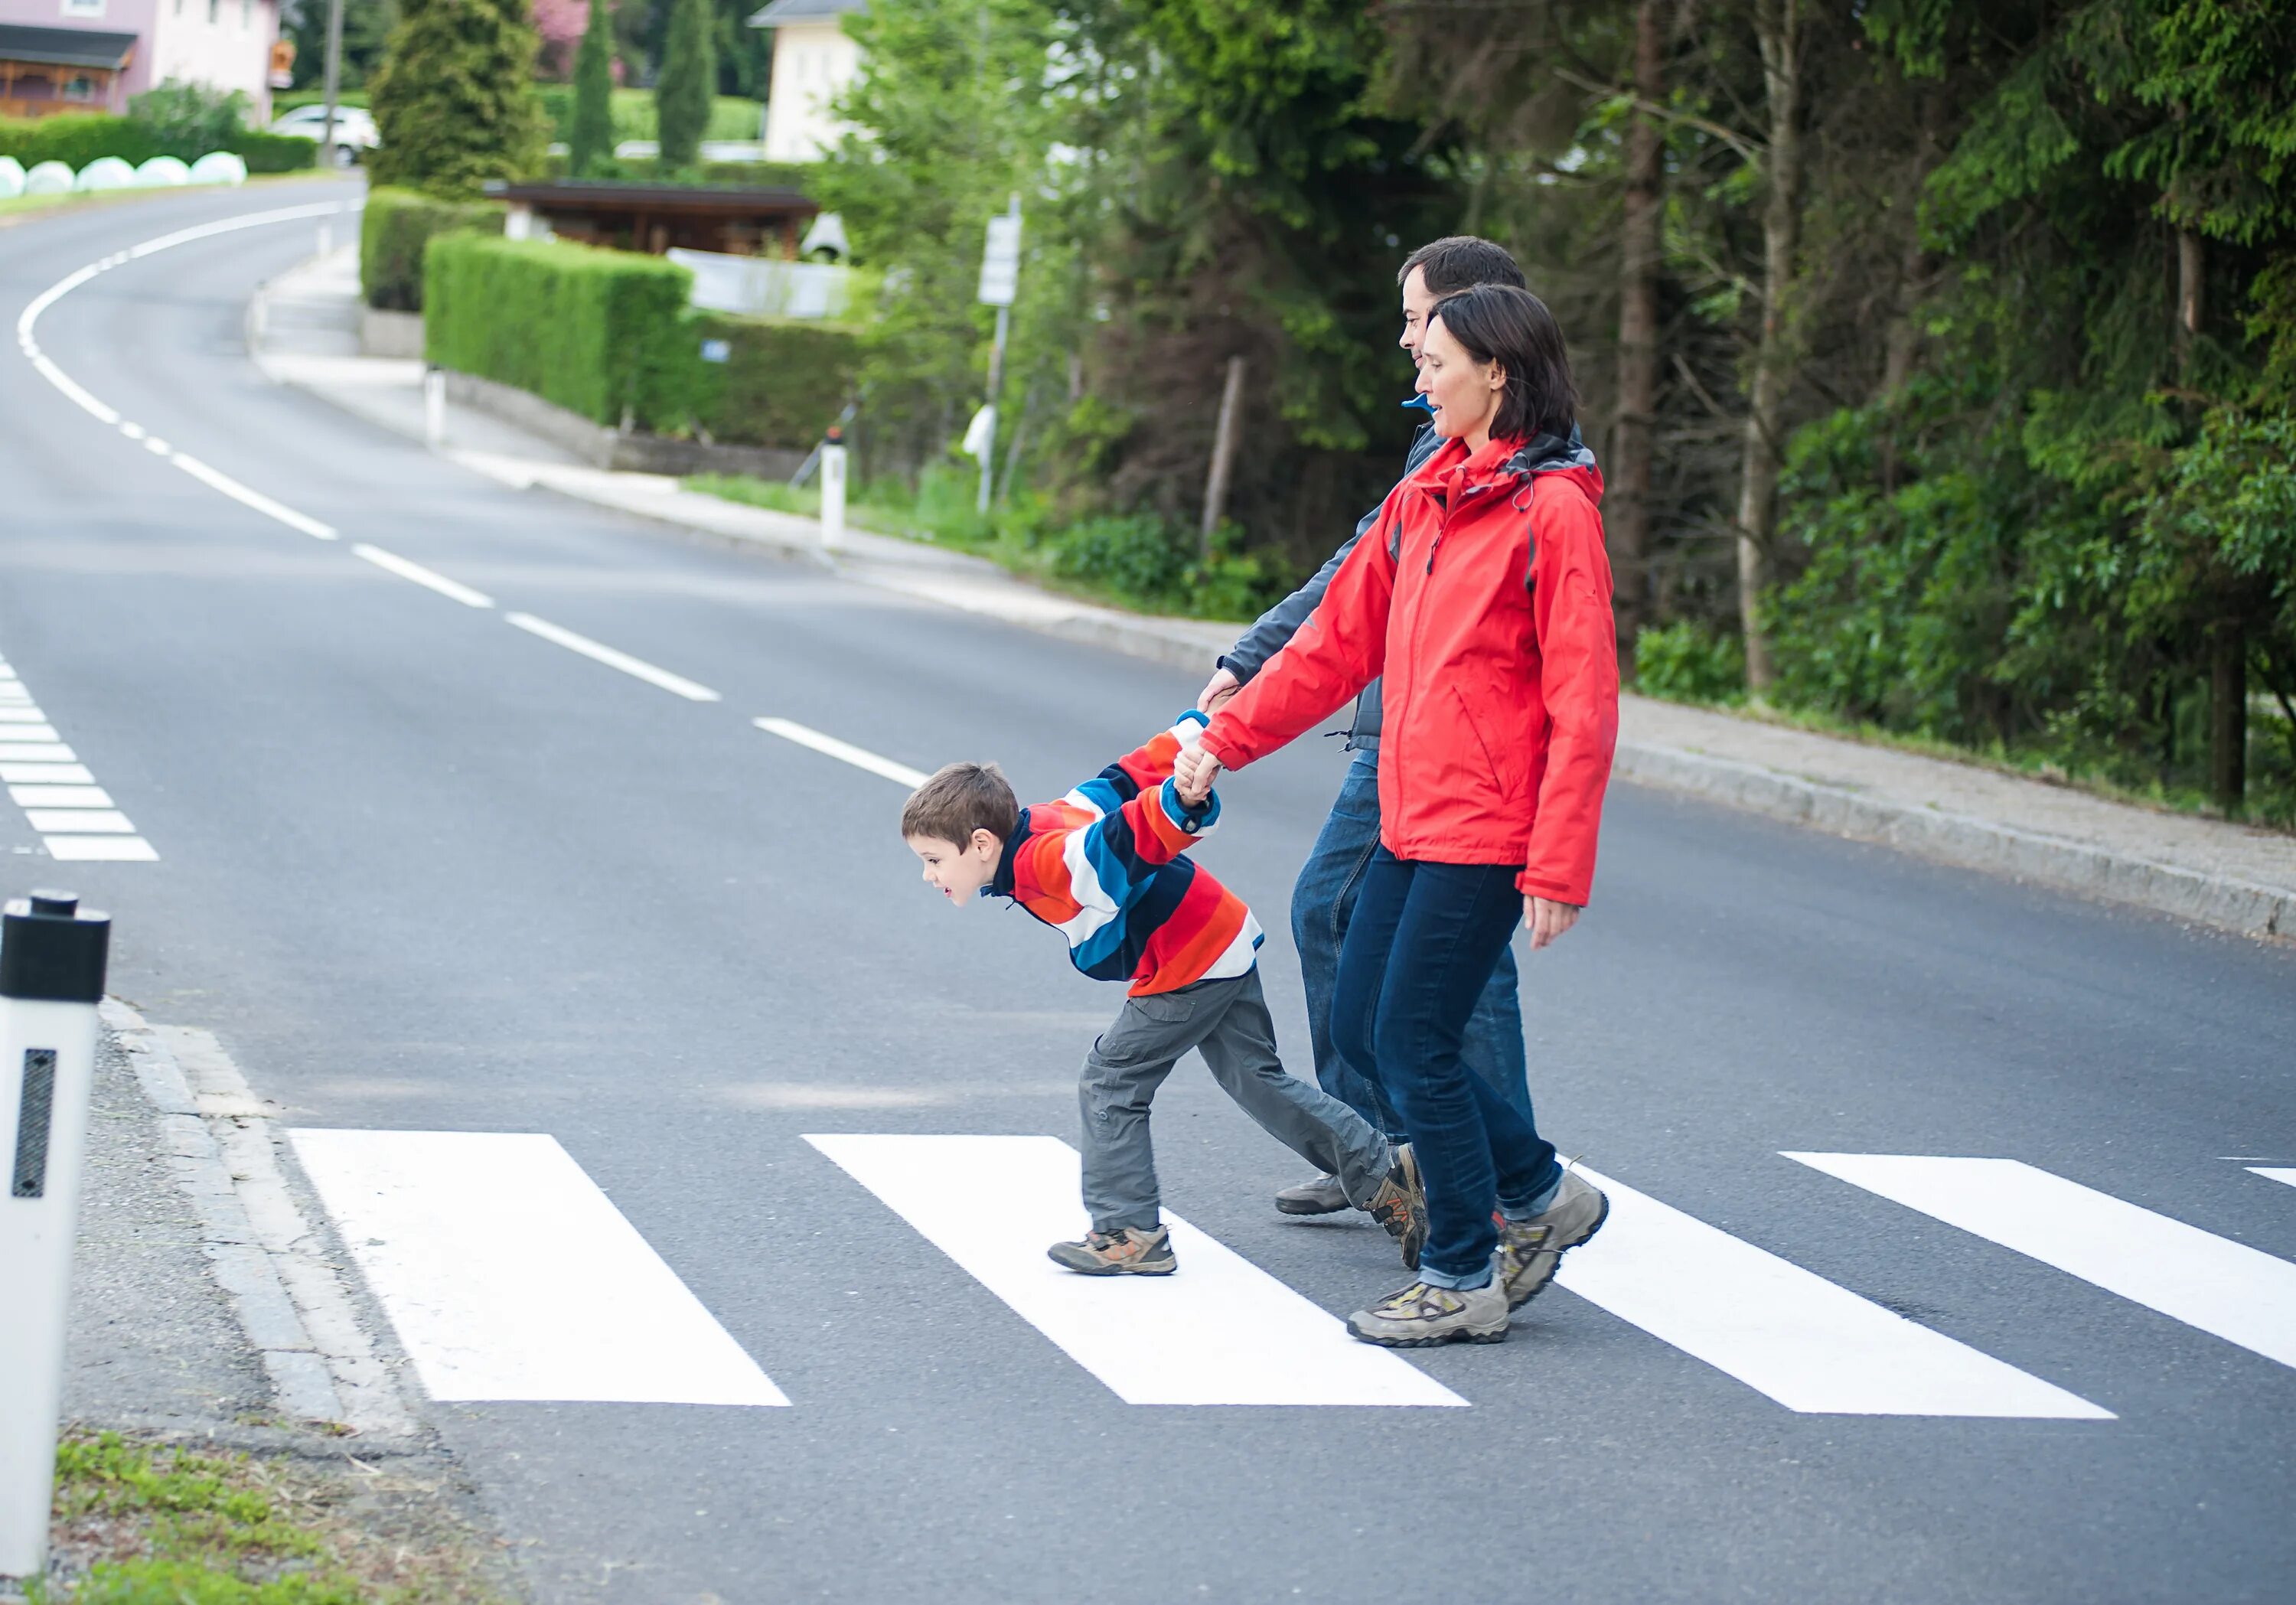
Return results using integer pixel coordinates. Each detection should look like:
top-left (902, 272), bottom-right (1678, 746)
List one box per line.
top-left (1515, 869), bottom-right (1587, 905)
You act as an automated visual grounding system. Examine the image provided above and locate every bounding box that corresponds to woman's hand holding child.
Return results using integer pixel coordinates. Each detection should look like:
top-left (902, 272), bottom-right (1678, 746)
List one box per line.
top-left (1174, 749), bottom-right (1221, 806)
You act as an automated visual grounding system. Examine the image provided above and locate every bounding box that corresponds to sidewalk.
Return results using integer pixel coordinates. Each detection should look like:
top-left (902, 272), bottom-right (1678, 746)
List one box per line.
top-left (250, 250), bottom-right (2294, 944)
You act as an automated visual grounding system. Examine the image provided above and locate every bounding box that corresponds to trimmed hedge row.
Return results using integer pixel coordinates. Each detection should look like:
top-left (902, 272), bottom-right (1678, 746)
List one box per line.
top-left (422, 233), bottom-right (859, 447)
top-left (0, 116), bottom-right (316, 173)
top-left (359, 186), bottom-right (503, 312)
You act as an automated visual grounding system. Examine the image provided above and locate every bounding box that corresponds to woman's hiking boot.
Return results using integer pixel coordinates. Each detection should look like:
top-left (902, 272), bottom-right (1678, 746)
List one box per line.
top-left (1047, 1225), bottom-right (1176, 1276)
top-left (1274, 1173), bottom-right (1351, 1215)
top-left (1345, 1276), bottom-right (1508, 1347)
top-left (1360, 1146), bottom-right (1428, 1270)
top-left (1496, 1169), bottom-right (1610, 1309)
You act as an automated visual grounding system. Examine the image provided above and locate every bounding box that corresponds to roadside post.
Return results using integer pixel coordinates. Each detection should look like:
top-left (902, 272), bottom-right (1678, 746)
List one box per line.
top-left (0, 891), bottom-right (111, 1583)
top-left (974, 196), bottom-right (1022, 514)
top-left (424, 367), bottom-right (445, 450)
top-left (820, 425), bottom-right (847, 553)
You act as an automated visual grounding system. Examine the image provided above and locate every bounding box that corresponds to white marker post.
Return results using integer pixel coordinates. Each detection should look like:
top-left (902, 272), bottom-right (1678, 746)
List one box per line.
top-left (0, 891), bottom-right (110, 1584)
top-left (974, 197), bottom-right (1022, 514)
top-left (819, 427), bottom-right (846, 553)
top-left (423, 367), bottom-right (445, 450)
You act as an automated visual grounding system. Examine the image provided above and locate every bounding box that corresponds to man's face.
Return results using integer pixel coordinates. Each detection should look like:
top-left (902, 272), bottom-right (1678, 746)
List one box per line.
top-left (1399, 266), bottom-right (1441, 364)
top-left (908, 831), bottom-right (1001, 903)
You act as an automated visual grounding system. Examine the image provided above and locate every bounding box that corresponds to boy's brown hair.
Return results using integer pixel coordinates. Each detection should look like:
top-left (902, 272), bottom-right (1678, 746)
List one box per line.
top-left (901, 762), bottom-right (1020, 846)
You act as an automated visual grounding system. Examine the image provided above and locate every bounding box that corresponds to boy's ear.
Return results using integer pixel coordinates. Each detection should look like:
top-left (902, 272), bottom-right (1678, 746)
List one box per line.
top-left (969, 827), bottom-right (1001, 857)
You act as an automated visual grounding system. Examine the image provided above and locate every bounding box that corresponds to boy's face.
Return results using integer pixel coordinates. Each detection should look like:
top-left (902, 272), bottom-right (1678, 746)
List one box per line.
top-left (908, 830), bottom-right (1003, 904)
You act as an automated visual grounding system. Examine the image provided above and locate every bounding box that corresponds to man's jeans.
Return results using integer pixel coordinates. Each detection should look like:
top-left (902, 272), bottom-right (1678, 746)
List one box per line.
top-left (1293, 748), bottom-right (1532, 1143)
top-left (1333, 850), bottom-right (1562, 1288)
top-left (1080, 970), bottom-right (1395, 1234)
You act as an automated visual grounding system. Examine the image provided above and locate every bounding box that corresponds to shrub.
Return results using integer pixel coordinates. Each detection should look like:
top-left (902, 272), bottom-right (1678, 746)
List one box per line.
top-left (654, 0), bottom-right (716, 172)
top-left (426, 233), bottom-right (693, 425)
top-left (230, 132), bottom-right (318, 173)
top-left (685, 312), bottom-right (861, 446)
top-left (0, 108), bottom-right (314, 172)
top-left (1630, 620), bottom-right (1746, 704)
top-left (534, 86), bottom-right (758, 148)
top-left (360, 187), bottom-right (503, 311)
top-left (129, 81), bottom-right (247, 160)
top-left (367, 0), bottom-right (549, 197)
top-left (0, 115), bottom-right (159, 170)
top-left (567, 0), bottom-right (614, 178)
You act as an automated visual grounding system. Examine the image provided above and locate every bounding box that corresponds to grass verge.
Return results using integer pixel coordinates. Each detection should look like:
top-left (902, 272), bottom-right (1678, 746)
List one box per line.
top-left (33, 1429), bottom-right (514, 1604)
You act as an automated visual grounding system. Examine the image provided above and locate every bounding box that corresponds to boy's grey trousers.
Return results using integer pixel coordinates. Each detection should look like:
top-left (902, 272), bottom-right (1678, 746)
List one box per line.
top-left (1080, 967), bottom-right (1395, 1234)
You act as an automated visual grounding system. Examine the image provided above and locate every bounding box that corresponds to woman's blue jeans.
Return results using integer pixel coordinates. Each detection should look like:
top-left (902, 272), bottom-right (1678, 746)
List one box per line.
top-left (1333, 849), bottom-right (1562, 1288)
top-left (1293, 749), bottom-right (1533, 1143)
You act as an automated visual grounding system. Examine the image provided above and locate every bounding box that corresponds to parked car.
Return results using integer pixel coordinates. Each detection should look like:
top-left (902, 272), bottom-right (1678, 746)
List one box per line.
top-left (268, 104), bottom-right (379, 167)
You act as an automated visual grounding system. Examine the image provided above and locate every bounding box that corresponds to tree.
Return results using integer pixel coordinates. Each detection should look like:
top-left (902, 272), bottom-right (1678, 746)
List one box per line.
top-left (654, 0), bottom-right (714, 172)
top-left (284, 0), bottom-right (399, 92)
top-left (569, 0), bottom-right (615, 176)
top-left (367, 0), bottom-right (550, 197)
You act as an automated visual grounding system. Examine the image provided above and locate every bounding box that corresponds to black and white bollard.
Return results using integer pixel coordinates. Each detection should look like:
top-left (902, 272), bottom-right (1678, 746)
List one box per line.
top-left (0, 891), bottom-right (109, 1583)
top-left (820, 426), bottom-right (847, 553)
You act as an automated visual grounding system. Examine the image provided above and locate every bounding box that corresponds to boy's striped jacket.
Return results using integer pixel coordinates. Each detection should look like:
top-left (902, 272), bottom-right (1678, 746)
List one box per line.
top-left (987, 712), bottom-right (1264, 995)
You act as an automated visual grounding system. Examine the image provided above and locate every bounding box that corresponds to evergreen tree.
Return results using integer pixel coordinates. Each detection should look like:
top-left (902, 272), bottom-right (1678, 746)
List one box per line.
top-left (654, 0), bottom-right (714, 173)
top-left (569, 0), bottom-right (615, 177)
top-left (367, 0), bottom-right (551, 197)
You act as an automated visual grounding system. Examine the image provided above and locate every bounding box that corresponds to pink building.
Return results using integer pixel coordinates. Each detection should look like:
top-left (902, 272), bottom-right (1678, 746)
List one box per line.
top-left (0, 0), bottom-right (281, 121)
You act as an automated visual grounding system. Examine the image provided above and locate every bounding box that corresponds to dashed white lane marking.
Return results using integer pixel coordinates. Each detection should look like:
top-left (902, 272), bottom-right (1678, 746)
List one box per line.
top-left (1554, 1165), bottom-right (2108, 1417)
top-left (807, 1133), bottom-right (1466, 1407)
top-left (352, 543), bottom-right (494, 609)
top-left (17, 200), bottom-right (354, 543)
top-left (0, 658), bottom-right (155, 862)
top-left (1786, 1153), bottom-right (2296, 1372)
top-left (754, 717), bottom-right (930, 789)
top-left (2251, 1167), bottom-right (2296, 1190)
top-left (504, 612), bottom-right (720, 702)
top-left (289, 1129), bottom-right (788, 1406)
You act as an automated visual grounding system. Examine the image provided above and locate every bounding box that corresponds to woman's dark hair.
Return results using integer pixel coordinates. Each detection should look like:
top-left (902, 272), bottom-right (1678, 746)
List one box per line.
top-left (1427, 282), bottom-right (1578, 442)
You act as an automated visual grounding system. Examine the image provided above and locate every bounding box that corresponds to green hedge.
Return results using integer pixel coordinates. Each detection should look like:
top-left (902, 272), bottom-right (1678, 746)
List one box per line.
top-left (0, 115), bottom-right (315, 171)
top-left (424, 232), bottom-right (859, 446)
top-left (537, 152), bottom-right (816, 191)
top-left (360, 186), bottom-right (503, 312)
top-left (533, 86), bottom-right (759, 148)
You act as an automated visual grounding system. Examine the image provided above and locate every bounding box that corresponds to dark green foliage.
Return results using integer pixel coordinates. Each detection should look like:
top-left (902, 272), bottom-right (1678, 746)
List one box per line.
top-left (233, 132), bottom-right (326, 172)
top-left (358, 185), bottom-right (504, 311)
top-left (653, 0), bottom-right (716, 172)
top-left (367, 0), bottom-right (550, 197)
top-left (422, 233), bottom-right (858, 445)
top-left (569, 0), bottom-right (615, 178)
top-left (282, 0), bottom-right (400, 92)
top-left (0, 113), bottom-right (317, 171)
top-left (127, 83), bottom-right (249, 158)
top-left (1632, 621), bottom-right (1748, 706)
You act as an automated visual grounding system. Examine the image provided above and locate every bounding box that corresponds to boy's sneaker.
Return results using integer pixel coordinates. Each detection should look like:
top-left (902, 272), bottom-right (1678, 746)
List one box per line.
top-left (1048, 1225), bottom-right (1176, 1276)
top-left (1495, 1169), bottom-right (1609, 1309)
top-left (1361, 1146), bottom-right (1428, 1270)
top-left (1274, 1173), bottom-right (1350, 1215)
top-left (1345, 1276), bottom-right (1508, 1347)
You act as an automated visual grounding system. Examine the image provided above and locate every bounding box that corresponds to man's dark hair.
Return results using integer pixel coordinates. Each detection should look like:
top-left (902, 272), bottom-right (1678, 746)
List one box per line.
top-left (902, 762), bottom-right (1019, 845)
top-left (1397, 236), bottom-right (1527, 295)
top-left (1427, 283), bottom-right (1579, 442)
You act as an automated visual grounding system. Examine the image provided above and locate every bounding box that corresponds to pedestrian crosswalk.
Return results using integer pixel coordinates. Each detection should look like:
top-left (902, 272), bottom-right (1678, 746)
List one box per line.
top-left (284, 1129), bottom-right (2296, 1418)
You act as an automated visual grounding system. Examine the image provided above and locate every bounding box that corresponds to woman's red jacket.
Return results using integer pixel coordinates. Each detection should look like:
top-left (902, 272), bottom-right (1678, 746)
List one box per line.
top-left (1202, 431), bottom-right (1619, 906)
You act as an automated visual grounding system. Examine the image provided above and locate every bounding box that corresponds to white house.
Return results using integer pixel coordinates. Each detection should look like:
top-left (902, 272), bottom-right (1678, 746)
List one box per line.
top-left (747, 0), bottom-right (862, 165)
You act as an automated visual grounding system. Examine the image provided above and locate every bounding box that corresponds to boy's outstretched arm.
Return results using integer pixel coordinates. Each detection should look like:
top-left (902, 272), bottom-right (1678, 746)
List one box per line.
top-left (1050, 713), bottom-right (1224, 915)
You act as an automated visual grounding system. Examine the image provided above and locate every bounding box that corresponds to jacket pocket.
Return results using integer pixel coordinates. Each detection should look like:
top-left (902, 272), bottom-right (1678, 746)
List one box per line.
top-left (1445, 683), bottom-right (1527, 815)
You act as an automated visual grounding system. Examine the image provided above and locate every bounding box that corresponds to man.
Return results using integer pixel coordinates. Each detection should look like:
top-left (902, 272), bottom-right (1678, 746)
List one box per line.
top-left (1198, 237), bottom-right (1549, 1218)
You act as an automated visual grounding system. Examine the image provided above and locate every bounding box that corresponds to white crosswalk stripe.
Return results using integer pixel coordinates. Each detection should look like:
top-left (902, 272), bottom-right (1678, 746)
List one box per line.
top-left (0, 655), bottom-right (158, 861)
top-left (1555, 1166), bottom-right (2110, 1417)
top-left (289, 1129), bottom-right (789, 1406)
top-left (1785, 1153), bottom-right (2296, 1372)
top-left (807, 1133), bottom-right (1466, 1406)
top-left (2250, 1167), bottom-right (2296, 1191)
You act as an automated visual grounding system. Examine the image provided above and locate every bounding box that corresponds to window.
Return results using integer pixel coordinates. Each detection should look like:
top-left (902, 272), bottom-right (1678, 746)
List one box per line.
top-left (63, 74), bottom-right (94, 99)
top-left (209, 0), bottom-right (219, 22)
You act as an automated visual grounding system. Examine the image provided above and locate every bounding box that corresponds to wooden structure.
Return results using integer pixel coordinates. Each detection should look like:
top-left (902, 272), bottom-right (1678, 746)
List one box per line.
top-left (0, 25), bottom-right (135, 119)
top-left (487, 181), bottom-right (821, 259)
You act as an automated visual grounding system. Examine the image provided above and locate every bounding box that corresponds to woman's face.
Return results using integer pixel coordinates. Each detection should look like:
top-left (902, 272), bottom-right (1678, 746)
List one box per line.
top-left (1416, 315), bottom-right (1505, 442)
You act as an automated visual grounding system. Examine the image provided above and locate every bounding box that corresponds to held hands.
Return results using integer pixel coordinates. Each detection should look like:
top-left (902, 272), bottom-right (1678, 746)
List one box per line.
top-left (1524, 896), bottom-right (1580, 950)
top-left (1196, 667), bottom-right (1242, 714)
top-left (1174, 748), bottom-right (1222, 806)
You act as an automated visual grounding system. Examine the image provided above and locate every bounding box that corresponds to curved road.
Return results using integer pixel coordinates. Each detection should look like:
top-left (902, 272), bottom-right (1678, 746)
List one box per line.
top-left (5, 184), bottom-right (2294, 1603)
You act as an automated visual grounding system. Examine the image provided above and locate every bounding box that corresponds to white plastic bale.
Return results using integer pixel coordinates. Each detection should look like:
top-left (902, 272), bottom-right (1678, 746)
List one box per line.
top-left (187, 151), bottom-right (249, 186)
top-left (0, 156), bottom-right (23, 199)
top-left (23, 161), bottom-right (74, 196)
top-left (134, 155), bottom-right (191, 187)
top-left (73, 157), bottom-right (136, 192)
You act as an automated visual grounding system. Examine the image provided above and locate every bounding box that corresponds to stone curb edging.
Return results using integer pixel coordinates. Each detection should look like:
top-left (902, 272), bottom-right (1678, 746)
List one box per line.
top-left (1612, 742), bottom-right (2293, 941)
top-left (102, 999), bottom-right (417, 1438)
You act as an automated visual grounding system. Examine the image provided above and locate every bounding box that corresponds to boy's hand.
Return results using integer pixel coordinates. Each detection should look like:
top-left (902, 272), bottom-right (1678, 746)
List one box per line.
top-left (1524, 896), bottom-right (1580, 950)
top-left (1197, 667), bottom-right (1242, 713)
top-left (1174, 749), bottom-right (1221, 805)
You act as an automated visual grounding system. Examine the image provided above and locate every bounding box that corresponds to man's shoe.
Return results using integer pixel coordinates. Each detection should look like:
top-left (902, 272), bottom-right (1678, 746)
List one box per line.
top-left (1345, 1276), bottom-right (1508, 1347)
top-left (1048, 1225), bottom-right (1177, 1276)
top-left (1496, 1169), bottom-right (1609, 1310)
top-left (1360, 1147), bottom-right (1428, 1270)
top-left (1274, 1173), bottom-right (1350, 1216)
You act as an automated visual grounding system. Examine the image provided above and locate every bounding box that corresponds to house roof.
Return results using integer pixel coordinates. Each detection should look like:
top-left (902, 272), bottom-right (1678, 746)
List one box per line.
top-left (745, 0), bottom-right (864, 29)
top-left (0, 24), bottom-right (139, 70)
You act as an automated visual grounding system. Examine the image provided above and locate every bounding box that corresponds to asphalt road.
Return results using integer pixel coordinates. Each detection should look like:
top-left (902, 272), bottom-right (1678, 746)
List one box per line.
top-left (7, 184), bottom-right (2296, 1605)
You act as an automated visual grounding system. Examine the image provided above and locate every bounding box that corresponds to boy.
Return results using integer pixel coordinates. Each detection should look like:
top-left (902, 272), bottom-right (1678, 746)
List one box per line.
top-left (901, 711), bottom-right (1425, 1275)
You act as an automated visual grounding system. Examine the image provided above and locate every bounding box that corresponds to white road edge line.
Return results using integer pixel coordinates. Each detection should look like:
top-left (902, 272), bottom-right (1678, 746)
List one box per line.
top-left (754, 716), bottom-right (930, 788)
top-left (503, 612), bottom-right (721, 702)
top-left (15, 199), bottom-right (356, 542)
top-left (352, 543), bottom-right (495, 608)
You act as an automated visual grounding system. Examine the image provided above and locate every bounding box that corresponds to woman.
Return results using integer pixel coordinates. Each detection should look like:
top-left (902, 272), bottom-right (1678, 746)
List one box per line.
top-left (1176, 282), bottom-right (1620, 1346)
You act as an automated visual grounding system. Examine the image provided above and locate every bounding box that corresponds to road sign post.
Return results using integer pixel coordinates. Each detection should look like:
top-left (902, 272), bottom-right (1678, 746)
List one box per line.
top-left (974, 197), bottom-right (1022, 514)
top-left (0, 891), bottom-right (110, 1584)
